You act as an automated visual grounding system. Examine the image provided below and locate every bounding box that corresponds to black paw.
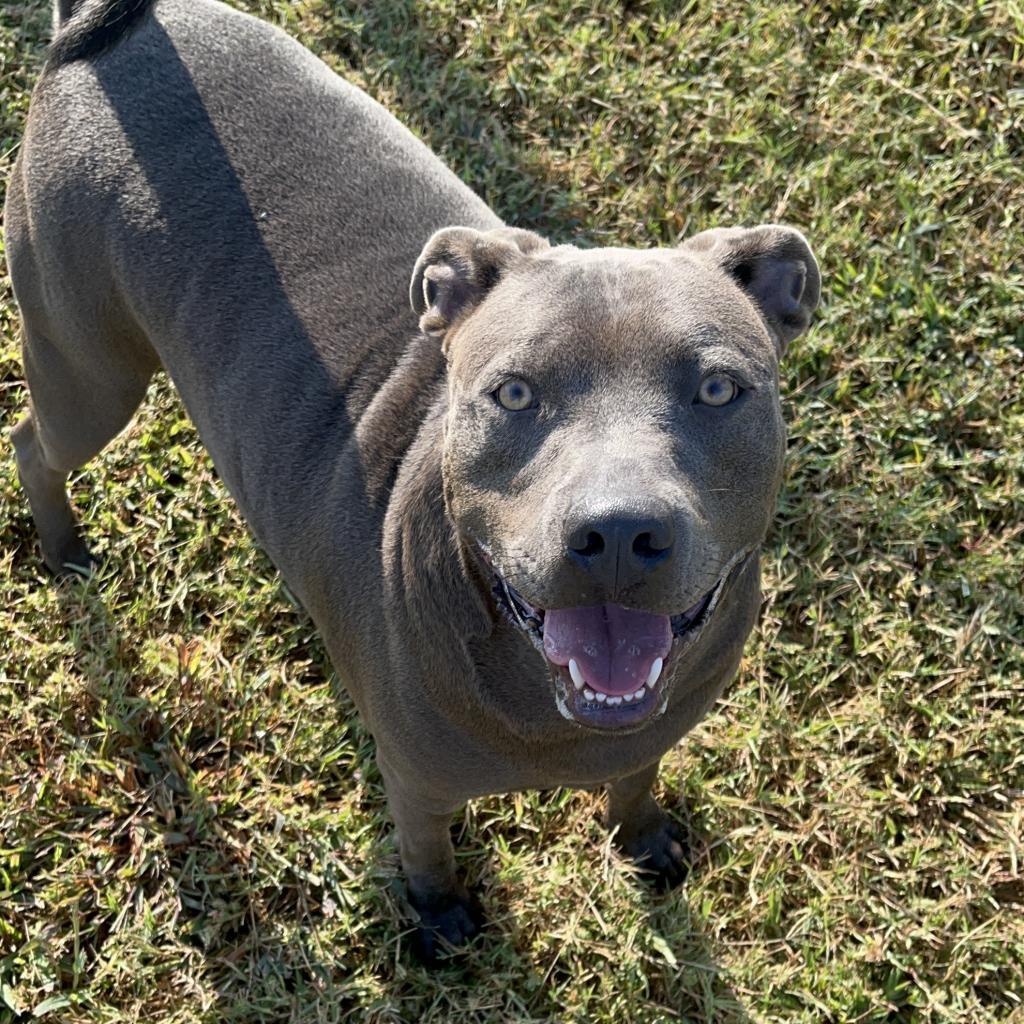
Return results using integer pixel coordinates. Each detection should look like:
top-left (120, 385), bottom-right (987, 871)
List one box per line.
top-left (408, 888), bottom-right (484, 966)
top-left (44, 534), bottom-right (97, 579)
top-left (618, 818), bottom-right (690, 892)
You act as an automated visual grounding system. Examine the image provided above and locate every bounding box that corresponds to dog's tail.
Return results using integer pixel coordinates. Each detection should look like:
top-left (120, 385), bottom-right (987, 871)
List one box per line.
top-left (49, 0), bottom-right (155, 68)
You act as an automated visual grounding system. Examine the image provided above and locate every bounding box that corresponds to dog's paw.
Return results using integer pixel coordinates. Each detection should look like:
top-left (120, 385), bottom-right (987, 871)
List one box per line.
top-left (408, 888), bottom-right (484, 966)
top-left (618, 817), bottom-right (690, 893)
top-left (43, 533), bottom-right (97, 580)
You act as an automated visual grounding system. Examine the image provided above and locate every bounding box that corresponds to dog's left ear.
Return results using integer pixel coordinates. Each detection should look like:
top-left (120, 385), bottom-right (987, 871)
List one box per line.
top-left (681, 224), bottom-right (820, 355)
top-left (410, 226), bottom-right (549, 338)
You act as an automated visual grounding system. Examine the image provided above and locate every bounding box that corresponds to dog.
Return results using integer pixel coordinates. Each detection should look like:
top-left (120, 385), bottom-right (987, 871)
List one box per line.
top-left (6, 0), bottom-right (819, 961)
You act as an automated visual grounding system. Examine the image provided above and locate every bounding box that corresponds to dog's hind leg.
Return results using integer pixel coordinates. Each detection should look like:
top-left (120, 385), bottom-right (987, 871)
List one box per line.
top-left (13, 412), bottom-right (92, 576)
top-left (12, 314), bottom-right (157, 576)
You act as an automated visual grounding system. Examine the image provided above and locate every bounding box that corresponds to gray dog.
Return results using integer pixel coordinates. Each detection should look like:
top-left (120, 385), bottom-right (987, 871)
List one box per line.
top-left (7, 0), bottom-right (819, 961)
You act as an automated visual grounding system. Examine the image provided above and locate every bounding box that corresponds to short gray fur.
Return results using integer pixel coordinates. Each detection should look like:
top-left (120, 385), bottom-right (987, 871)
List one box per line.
top-left (6, 0), bottom-right (819, 962)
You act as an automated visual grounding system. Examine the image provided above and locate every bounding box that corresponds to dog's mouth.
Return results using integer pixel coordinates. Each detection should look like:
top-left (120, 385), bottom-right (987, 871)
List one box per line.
top-left (482, 548), bottom-right (749, 733)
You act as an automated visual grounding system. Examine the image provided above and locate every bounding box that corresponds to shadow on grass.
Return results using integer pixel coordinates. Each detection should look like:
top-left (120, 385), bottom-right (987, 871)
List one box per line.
top-left (35, 565), bottom-right (358, 1015)
top-left (24, 556), bottom-right (753, 1021)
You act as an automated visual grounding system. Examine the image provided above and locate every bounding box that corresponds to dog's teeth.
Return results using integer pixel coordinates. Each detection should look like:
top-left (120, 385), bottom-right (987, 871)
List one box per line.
top-left (623, 692), bottom-right (633, 702)
top-left (634, 686), bottom-right (645, 700)
top-left (646, 657), bottom-right (663, 688)
top-left (595, 692), bottom-right (607, 703)
top-left (607, 696), bottom-right (622, 706)
top-left (568, 659), bottom-right (585, 690)
top-left (583, 689), bottom-right (596, 701)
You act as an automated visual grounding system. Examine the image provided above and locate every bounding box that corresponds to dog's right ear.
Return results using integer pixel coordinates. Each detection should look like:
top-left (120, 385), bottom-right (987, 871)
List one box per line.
top-left (410, 226), bottom-right (549, 337)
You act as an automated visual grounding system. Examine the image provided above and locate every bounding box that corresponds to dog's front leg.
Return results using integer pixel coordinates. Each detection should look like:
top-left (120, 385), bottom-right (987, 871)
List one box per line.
top-left (378, 754), bottom-right (483, 964)
top-left (606, 760), bottom-right (689, 892)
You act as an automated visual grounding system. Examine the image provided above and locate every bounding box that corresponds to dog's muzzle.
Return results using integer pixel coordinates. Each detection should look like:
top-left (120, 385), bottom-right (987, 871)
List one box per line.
top-left (482, 545), bottom-right (753, 732)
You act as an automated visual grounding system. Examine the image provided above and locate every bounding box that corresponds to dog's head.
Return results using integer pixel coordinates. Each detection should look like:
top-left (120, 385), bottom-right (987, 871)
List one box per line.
top-left (410, 224), bottom-right (819, 733)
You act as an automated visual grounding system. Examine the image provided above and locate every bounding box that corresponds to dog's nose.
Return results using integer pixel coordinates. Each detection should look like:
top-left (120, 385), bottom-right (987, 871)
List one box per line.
top-left (565, 506), bottom-right (675, 592)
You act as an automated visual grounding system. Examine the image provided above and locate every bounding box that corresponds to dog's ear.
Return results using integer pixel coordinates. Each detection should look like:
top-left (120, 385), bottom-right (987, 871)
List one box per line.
top-left (681, 224), bottom-right (820, 355)
top-left (411, 226), bottom-right (549, 337)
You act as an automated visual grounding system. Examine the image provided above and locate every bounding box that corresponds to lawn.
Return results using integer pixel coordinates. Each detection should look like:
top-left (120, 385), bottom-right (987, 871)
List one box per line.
top-left (1, 0), bottom-right (1022, 1021)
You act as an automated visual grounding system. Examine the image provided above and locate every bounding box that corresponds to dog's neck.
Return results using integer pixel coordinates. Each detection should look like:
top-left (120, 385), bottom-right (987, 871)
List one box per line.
top-left (381, 383), bottom-right (492, 645)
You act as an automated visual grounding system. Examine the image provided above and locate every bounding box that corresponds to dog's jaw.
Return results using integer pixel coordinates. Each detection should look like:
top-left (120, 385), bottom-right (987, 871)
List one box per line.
top-left (476, 541), bottom-right (753, 733)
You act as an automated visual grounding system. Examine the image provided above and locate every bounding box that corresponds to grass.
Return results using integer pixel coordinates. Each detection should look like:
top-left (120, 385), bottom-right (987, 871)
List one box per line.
top-left (1, 0), bottom-right (1022, 1020)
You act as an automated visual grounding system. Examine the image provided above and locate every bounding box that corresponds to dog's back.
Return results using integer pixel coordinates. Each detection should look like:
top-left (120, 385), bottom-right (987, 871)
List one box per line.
top-left (7, 0), bottom-right (497, 614)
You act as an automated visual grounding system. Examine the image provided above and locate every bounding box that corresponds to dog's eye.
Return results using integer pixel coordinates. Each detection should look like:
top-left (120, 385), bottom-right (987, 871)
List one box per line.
top-left (696, 374), bottom-right (739, 407)
top-left (495, 379), bottom-right (535, 411)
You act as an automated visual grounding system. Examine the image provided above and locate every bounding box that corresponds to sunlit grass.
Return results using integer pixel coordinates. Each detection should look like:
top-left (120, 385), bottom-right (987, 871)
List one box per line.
top-left (1, 0), bottom-right (1022, 1020)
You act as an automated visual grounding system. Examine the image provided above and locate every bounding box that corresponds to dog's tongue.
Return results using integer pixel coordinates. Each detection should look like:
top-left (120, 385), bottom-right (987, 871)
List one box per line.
top-left (543, 604), bottom-right (672, 696)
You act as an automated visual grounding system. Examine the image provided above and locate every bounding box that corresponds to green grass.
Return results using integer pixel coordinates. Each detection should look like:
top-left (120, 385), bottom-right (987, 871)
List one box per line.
top-left (1, 0), bottom-right (1023, 1020)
